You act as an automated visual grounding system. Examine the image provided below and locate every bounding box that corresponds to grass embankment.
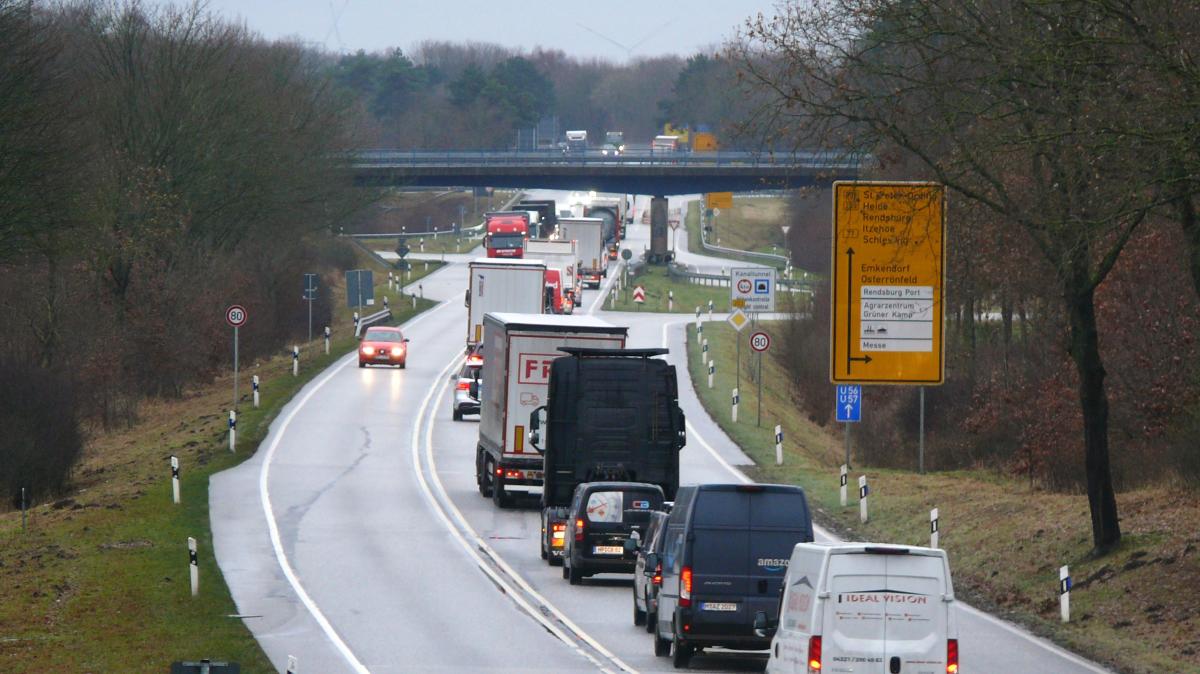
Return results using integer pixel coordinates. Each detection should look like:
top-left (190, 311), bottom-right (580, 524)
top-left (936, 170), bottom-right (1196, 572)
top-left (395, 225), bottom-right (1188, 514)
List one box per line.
top-left (366, 234), bottom-right (482, 256)
top-left (685, 199), bottom-right (789, 267)
top-left (608, 264), bottom-right (731, 314)
top-left (686, 321), bottom-right (1200, 674)
top-left (0, 250), bottom-right (440, 671)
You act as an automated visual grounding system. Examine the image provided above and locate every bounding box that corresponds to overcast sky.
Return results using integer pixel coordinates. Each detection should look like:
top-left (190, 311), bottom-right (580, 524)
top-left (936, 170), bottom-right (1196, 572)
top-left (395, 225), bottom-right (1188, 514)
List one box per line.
top-left (168, 0), bottom-right (780, 61)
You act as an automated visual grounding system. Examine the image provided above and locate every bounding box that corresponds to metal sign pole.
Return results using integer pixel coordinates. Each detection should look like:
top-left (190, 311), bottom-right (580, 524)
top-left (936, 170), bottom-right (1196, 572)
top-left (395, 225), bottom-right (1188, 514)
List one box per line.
top-left (919, 387), bottom-right (926, 474)
top-left (233, 325), bottom-right (239, 410)
top-left (757, 349), bottom-right (763, 427)
top-left (845, 422), bottom-right (852, 470)
top-left (307, 295), bottom-right (313, 342)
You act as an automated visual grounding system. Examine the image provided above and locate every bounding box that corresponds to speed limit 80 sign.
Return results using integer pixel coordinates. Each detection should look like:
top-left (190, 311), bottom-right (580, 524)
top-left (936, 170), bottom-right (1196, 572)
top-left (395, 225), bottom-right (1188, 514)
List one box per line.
top-left (226, 305), bottom-right (248, 328)
top-left (749, 331), bottom-right (771, 353)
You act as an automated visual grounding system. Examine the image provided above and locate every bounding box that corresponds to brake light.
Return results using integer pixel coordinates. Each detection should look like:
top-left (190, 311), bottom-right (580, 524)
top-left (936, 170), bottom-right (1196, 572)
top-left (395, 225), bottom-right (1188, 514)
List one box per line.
top-left (680, 566), bottom-right (692, 607)
top-left (467, 355), bottom-right (483, 365)
top-left (552, 522), bottom-right (566, 547)
top-left (808, 635), bottom-right (821, 671)
top-left (495, 467), bottom-right (503, 476)
top-left (575, 518), bottom-right (585, 542)
top-left (456, 380), bottom-right (470, 391)
top-left (947, 639), bottom-right (958, 673)
top-left (505, 470), bottom-right (521, 479)
top-left (652, 562), bottom-right (662, 586)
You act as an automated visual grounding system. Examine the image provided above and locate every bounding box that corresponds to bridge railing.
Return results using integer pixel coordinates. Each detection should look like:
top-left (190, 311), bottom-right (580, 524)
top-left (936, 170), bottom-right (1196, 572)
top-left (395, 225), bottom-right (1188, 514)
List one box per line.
top-left (350, 149), bottom-right (869, 170)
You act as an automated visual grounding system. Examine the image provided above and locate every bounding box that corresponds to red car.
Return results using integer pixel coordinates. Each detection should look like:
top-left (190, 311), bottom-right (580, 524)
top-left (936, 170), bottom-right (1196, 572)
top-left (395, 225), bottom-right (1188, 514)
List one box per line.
top-left (358, 326), bottom-right (409, 368)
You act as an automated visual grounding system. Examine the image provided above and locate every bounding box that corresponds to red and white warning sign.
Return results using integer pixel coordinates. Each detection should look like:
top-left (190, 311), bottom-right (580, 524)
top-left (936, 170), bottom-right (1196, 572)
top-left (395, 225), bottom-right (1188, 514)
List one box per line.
top-left (633, 285), bottom-right (646, 303)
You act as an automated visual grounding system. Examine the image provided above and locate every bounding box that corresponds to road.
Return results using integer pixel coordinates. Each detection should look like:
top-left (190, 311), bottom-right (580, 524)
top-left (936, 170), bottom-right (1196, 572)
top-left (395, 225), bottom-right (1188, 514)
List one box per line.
top-left (211, 190), bottom-right (1112, 673)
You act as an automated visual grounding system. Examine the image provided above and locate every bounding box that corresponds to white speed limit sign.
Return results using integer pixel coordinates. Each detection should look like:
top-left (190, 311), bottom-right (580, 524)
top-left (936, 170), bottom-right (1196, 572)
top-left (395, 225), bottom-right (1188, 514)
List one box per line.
top-left (749, 331), bottom-right (771, 353)
top-left (226, 304), bottom-right (248, 328)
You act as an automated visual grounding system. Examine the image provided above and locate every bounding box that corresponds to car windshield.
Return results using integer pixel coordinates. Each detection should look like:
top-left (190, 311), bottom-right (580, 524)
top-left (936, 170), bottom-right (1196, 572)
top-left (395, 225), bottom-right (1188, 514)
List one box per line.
top-left (364, 330), bottom-right (402, 342)
top-left (490, 234), bottom-right (524, 249)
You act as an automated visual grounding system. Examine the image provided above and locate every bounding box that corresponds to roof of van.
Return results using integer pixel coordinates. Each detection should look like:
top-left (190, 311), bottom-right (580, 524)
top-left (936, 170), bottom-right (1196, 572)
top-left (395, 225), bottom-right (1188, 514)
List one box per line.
top-left (484, 313), bottom-right (627, 334)
top-left (797, 542), bottom-right (946, 558)
top-left (688, 483), bottom-right (807, 493)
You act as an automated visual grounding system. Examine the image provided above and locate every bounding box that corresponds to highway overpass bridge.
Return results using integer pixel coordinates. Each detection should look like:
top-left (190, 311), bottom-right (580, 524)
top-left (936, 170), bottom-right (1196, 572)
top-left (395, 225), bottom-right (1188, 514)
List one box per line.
top-left (351, 150), bottom-right (869, 195)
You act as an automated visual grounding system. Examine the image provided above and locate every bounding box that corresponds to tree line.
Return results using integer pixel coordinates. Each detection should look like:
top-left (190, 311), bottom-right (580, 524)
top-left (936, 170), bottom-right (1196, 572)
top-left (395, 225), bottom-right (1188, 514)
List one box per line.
top-left (0, 1), bottom-right (362, 506)
top-left (329, 42), bottom-right (756, 148)
top-left (736, 0), bottom-right (1200, 552)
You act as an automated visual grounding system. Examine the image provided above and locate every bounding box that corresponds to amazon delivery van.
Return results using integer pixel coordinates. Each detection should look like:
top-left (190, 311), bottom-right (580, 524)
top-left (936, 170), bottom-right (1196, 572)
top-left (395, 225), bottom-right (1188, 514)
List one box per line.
top-left (764, 543), bottom-right (958, 674)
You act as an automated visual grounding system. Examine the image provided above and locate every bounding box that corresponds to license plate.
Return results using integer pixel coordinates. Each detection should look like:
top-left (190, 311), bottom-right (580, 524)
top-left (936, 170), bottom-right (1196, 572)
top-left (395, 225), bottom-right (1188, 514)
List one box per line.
top-left (701, 602), bottom-right (738, 612)
top-left (592, 545), bottom-right (623, 555)
top-left (375, 354), bottom-right (389, 359)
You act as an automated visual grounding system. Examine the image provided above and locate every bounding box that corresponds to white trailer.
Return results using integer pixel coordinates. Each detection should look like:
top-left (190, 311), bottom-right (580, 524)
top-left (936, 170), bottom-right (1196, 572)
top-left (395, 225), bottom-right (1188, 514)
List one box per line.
top-left (465, 258), bottom-right (547, 348)
top-left (558, 217), bottom-right (607, 289)
top-left (475, 313), bottom-right (627, 507)
top-left (526, 239), bottom-right (579, 311)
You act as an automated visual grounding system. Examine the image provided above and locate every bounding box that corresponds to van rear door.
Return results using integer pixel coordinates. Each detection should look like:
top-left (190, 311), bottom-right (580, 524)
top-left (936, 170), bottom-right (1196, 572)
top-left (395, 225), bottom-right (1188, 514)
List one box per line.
top-left (745, 491), bottom-right (812, 622)
top-left (824, 551), bottom-right (947, 674)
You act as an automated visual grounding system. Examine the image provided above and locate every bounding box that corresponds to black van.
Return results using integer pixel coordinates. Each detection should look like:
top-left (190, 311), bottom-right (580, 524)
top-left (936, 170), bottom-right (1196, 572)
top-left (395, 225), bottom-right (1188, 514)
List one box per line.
top-left (651, 483), bottom-right (814, 668)
top-left (562, 482), bottom-right (665, 585)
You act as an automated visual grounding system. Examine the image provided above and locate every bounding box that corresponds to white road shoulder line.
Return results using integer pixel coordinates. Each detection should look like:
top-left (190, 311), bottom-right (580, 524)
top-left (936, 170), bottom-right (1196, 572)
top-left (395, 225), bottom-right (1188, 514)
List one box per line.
top-left (257, 297), bottom-right (458, 674)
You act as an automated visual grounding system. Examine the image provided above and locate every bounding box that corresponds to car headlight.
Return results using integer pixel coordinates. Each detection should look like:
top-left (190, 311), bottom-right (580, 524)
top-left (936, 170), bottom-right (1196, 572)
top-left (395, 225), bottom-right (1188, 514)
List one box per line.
top-left (391, 346), bottom-right (403, 356)
top-left (361, 345), bottom-right (375, 355)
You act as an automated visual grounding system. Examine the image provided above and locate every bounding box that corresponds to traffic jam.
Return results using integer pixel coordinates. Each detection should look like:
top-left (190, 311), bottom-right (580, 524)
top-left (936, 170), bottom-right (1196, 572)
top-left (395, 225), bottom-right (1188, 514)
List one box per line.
top-left (368, 192), bottom-right (962, 672)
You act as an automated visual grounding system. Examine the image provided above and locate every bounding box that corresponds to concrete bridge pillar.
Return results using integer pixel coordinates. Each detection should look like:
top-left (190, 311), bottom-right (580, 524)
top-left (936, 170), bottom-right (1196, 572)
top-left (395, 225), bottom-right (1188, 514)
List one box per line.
top-left (649, 195), bottom-right (671, 263)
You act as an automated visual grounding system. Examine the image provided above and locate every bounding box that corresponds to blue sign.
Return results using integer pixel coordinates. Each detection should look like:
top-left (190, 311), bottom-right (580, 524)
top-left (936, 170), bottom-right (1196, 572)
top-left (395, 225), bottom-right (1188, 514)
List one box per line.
top-left (836, 385), bottom-right (862, 423)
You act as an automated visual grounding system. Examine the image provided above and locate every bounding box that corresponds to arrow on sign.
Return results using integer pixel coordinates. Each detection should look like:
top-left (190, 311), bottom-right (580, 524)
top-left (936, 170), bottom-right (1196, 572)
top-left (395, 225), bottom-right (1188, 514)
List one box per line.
top-left (844, 247), bottom-right (873, 373)
top-left (844, 404), bottom-right (854, 416)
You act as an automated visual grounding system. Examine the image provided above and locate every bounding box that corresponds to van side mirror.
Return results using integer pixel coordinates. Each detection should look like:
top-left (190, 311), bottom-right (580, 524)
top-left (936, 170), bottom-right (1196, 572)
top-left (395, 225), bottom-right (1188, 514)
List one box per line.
top-left (528, 406), bottom-right (547, 452)
top-left (753, 610), bottom-right (776, 638)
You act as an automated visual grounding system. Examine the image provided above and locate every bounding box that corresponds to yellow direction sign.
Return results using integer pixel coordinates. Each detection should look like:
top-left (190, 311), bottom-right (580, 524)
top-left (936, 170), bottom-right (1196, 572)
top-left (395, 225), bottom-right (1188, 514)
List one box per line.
top-left (706, 192), bottom-right (733, 209)
top-left (830, 181), bottom-right (946, 384)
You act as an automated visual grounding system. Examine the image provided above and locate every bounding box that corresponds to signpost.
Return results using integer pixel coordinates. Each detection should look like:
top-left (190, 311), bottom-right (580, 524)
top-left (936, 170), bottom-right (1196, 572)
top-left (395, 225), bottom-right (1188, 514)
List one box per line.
top-left (226, 305), bottom-right (247, 410)
top-left (633, 285), bottom-right (646, 309)
top-left (731, 267), bottom-right (776, 313)
top-left (705, 192), bottom-right (733, 210)
top-left (345, 269), bottom-right (374, 312)
top-left (831, 181), bottom-right (946, 384)
top-left (836, 384), bottom-right (862, 469)
top-left (750, 331), bottom-right (771, 426)
top-left (303, 273), bottom-right (317, 342)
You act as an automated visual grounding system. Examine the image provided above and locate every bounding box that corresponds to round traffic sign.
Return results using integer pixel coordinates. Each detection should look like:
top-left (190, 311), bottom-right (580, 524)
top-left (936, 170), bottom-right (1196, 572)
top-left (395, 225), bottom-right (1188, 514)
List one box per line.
top-left (750, 331), bottom-right (771, 352)
top-left (736, 278), bottom-right (753, 294)
top-left (226, 304), bottom-right (247, 328)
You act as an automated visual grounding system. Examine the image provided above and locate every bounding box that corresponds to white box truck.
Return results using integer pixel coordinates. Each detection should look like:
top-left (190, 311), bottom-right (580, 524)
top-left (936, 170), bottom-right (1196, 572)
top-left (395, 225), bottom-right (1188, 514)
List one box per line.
top-left (475, 313), bottom-right (627, 508)
top-left (558, 217), bottom-right (607, 289)
top-left (763, 543), bottom-right (958, 674)
top-left (465, 258), bottom-right (547, 349)
top-left (526, 239), bottom-right (579, 312)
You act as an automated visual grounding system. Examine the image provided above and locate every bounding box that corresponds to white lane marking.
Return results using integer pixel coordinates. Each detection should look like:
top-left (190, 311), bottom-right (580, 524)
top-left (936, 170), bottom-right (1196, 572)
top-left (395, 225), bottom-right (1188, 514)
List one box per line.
top-left (587, 261), bottom-right (622, 315)
top-left (411, 351), bottom-right (631, 673)
top-left (659, 319), bottom-right (1112, 673)
top-left (257, 297), bottom-right (459, 674)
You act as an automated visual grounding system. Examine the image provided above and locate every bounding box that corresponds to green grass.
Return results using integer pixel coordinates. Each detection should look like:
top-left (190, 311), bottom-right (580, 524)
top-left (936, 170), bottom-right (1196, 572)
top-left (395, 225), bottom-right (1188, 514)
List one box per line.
top-left (365, 234), bottom-right (483, 256)
top-left (685, 199), bottom-right (790, 269)
top-left (686, 321), bottom-right (1200, 674)
top-left (607, 264), bottom-right (733, 313)
top-left (0, 255), bottom-right (437, 671)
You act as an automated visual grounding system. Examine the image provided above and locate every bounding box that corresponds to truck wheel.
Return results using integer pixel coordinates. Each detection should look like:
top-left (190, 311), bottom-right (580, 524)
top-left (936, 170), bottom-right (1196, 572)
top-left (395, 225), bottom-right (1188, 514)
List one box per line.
top-left (453, 408), bottom-right (463, 421)
top-left (671, 638), bottom-right (693, 669)
top-left (492, 475), bottom-right (511, 508)
top-left (479, 455), bottom-right (494, 498)
top-left (654, 626), bottom-right (671, 657)
top-left (561, 561), bottom-right (570, 580)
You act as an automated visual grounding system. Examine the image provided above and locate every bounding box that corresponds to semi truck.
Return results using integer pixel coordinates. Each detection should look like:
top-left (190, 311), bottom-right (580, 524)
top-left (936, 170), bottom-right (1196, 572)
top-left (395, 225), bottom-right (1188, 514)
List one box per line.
top-left (464, 258), bottom-right (547, 349)
top-left (527, 347), bottom-right (686, 564)
top-left (484, 211), bottom-right (531, 258)
top-left (526, 239), bottom-right (579, 310)
top-left (584, 195), bottom-right (626, 259)
top-left (476, 315), bottom-right (628, 508)
top-left (558, 217), bottom-right (607, 289)
top-left (565, 130), bottom-right (588, 153)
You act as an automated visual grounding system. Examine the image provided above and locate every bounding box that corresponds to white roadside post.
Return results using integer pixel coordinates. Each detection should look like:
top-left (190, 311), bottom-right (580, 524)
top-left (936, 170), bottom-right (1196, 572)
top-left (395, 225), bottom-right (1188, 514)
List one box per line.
top-left (858, 475), bottom-right (869, 523)
top-left (696, 323), bottom-right (703, 351)
top-left (731, 388), bottom-right (739, 423)
top-left (387, 271), bottom-right (393, 291)
top-left (930, 507), bottom-right (940, 548)
top-left (708, 299), bottom-right (714, 322)
top-left (324, 326), bottom-right (331, 354)
top-left (1059, 566), bottom-right (1072, 623)
top-left (702, 338), bottom-right (709, 360)
top-left (228, 410), bottom-right (236, 452)
top-left (188, 537), bottom-right (199, 596)
top-left (840, 464), bottom-right (848, 506)
top-left (353, 311), bottom-right (359, 333)
top-left (695, 307), bottom-right (701, 330)
top-left (292, 345), bottom-right (299, 376)
top-left (287, 655), bottom-right (298, 674)
top-left (252, 375), bottom-right (260, 408)
top-left (170, 456), bottom-right (180, 504)
top-left (383, 295), bottom-right (389, 311)
top-left (708, 359), bottom-right (715, 389)
top-left (668, 290), bottom-right (674, 312)
top-left (411, 292), bottom-right (416, 309)
top-left (774, 425), bottom-right (784, 466)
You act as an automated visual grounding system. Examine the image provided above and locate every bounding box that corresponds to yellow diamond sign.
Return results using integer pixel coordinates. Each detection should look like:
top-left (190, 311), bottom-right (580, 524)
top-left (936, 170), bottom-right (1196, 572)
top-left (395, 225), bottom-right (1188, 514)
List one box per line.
top-left (727, 308), bottom-right (749, 332)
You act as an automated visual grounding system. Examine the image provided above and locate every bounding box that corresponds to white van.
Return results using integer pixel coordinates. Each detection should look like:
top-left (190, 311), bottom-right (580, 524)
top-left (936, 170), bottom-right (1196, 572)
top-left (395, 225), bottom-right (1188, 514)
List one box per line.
top-left (762, 543), bottom-right (958, 674)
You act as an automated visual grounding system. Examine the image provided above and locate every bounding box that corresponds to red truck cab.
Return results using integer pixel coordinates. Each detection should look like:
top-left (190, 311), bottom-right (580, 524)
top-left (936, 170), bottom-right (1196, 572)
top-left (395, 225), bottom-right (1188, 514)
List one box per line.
top-left (485, 214), bottom-right (530, 258)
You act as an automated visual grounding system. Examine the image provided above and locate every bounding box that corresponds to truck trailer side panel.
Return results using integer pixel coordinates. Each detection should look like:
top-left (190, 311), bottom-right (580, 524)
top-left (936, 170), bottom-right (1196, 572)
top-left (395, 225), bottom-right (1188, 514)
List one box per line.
top-left (465, 259), bottom-right (547, 348)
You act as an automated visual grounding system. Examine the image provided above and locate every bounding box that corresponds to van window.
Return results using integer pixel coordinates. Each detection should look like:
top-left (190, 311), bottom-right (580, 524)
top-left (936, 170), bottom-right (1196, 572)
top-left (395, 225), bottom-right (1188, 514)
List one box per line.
top-left (751, 492), bottom-right (810, 528)
top-left (692, 491), bottom-right (746, 526)
top-left (586, 491), bottom-right (623, 522)
top-left (585, 490), bottom-right (659, 523)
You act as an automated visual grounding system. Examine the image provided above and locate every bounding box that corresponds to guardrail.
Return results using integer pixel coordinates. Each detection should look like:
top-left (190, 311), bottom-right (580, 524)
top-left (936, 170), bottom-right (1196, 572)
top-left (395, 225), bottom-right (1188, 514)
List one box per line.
top-left (346, 191), bottom-right (525, 240)
top-left (697, 206), bottom-right (791, 268)
top-left (354, 308), bottom-right (392, 337)
top-left (351, 149), bottom-right (871, 171)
